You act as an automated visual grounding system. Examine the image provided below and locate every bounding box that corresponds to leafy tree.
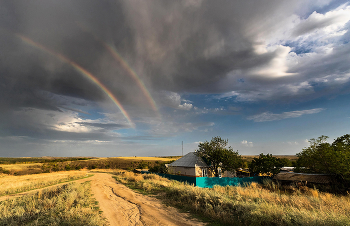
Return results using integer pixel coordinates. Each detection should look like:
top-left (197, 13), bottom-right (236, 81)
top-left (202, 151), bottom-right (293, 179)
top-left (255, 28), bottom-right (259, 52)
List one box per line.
top-left (148, 164), bottom-right (168, 174)
top-left (249, 153), bottom-right (283, 176)
top-left (279, 158), bottom-right (293, 167)
top-left (296, 134), bottom-right (350, 181)
top-left (196, 136), bottom-right (242, 177)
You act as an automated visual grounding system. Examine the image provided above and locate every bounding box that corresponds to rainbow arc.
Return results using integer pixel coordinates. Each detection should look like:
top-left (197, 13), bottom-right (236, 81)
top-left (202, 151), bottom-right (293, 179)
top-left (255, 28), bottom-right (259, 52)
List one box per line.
top-left (16, 34), bottom-right (134, 127)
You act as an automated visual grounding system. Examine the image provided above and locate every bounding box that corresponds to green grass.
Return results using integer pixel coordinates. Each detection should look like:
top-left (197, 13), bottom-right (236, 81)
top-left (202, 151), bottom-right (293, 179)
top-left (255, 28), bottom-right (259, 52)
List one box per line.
top-left (0, 181), bottom-right (107, 226)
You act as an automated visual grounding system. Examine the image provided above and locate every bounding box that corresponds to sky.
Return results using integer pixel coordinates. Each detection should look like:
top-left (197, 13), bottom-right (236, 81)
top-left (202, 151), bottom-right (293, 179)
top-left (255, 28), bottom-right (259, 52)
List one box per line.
top-left (0, 0), bottom-right (350, 157)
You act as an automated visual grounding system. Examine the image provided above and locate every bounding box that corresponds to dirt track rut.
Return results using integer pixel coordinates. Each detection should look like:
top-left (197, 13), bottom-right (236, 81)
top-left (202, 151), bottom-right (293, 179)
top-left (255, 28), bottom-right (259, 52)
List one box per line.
top-left (91, 173), bottom-right (206, 226)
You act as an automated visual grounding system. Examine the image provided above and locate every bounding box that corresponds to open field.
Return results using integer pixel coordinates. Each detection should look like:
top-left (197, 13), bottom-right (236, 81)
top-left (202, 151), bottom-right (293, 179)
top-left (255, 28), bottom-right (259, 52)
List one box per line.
top-left (0, 170), bottom-right (90, 196)
top-left (0, 170), bottom-right (205, 226)
top-left (0, 181), bottom-right (106, 225)
top-left (116, 156), bottom-right (181, 161)
top-left (112, 169), bottom-right (350, 226)
top-left (0, 163), bottom-right (43, 175)
top-left (0, 157), bottom-right (94, 164)
top-left (1, 168), bottom-right (349, 225)
top-left (0, 156), bottom-right (180, 175)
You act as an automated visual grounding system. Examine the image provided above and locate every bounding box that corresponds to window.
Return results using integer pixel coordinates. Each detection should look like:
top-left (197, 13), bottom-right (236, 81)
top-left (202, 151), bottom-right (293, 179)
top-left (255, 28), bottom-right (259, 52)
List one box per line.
top-left (202, 168), bottom-right (208, 177)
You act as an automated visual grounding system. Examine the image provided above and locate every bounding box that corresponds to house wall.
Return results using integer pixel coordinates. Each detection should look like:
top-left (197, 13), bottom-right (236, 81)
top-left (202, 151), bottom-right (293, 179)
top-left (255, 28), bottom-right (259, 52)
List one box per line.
top-left (168, 166), bottom-right (207, 177)
top-left (168, 166), bottom-right (196, 177)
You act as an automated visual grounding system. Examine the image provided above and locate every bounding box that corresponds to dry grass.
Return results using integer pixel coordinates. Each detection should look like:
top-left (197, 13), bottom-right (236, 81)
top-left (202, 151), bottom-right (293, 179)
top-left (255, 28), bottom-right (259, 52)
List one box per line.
top-left (0, 170), bottom-right (90, 196)
top-left (0, 181), bottom-right (107, 225)
top-left (115, 156), bottom-right (181, 161)
top-left (0, 156), bottom-right (179, 176)
top-left (0, 163), bottom-right (43, 175)
top-left (112, 169), bottom-right (350, 226)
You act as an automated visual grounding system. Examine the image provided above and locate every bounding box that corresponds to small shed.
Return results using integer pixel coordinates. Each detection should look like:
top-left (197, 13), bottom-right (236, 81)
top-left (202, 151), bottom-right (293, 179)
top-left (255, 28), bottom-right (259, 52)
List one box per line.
top-left (168, 152), bottom-right (209, 177)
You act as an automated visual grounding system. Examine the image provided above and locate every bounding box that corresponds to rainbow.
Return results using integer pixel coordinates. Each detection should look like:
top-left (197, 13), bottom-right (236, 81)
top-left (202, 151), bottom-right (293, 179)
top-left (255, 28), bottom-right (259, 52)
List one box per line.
top-left (103, 43), bottom-right (160, 117)
top-left (16, 34), bottom-right (134, 127)
top-left (77, 23), bottom-right (160, 117)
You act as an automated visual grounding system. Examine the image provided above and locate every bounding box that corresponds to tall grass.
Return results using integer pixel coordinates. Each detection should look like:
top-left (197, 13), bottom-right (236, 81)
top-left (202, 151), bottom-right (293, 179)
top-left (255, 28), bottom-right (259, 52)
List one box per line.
top-left (0, 171), bottom-right (89, 196)
top-left (112, 170), bottom-right (350, 226)
top-left (0, 181), bottom-right (107, 226)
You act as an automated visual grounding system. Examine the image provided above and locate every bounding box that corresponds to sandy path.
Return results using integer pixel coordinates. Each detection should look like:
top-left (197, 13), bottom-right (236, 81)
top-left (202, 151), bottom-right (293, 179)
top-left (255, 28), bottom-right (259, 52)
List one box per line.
top-left (91, 173), bottom-right (206, 226)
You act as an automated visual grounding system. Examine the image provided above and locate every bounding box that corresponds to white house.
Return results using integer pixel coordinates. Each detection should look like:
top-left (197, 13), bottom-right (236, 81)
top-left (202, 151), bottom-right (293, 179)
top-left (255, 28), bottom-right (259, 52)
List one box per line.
top-left (168, 152), bottom-right (209, 177)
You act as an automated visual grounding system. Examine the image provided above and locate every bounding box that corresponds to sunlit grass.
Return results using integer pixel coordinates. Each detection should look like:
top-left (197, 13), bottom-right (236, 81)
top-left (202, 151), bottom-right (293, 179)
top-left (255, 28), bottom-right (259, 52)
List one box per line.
top-left (0, 170), bottom-right (90, 196)
top-left (112, 169), bottom-right (350, 226)
top-left (114, 156), bottom-right (181, 161)
top-left (0, 181), bottom-right (107, 225)
top-left (0, 163), bottom-right (42, 171)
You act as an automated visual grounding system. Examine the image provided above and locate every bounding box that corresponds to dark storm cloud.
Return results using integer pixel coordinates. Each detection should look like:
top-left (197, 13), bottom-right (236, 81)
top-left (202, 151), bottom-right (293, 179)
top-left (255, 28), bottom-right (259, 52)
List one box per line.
top-left (0, 0), bottom-right (146, 115)
top-left (0, 0), bottom-right (334, 113)
top-left (1, 0), bottom-right (349, 147)
top-left (122, 0), bottom-right (303, 93)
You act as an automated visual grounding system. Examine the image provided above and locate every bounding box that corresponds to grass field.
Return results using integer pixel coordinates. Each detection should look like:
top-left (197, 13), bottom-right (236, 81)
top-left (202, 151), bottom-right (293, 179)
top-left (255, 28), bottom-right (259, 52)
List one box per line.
top-left (0, 170), bottom-right (90, 196)
top-left (0, 181), bottom-right (107, 225)
top-left (0, 163), bottom-right (43, 175)
top-left (112, 169), bottom-right (350, 226)
top-left (0, 156), bottom-right (180, 175)
top-left (116, 156), bottom-right (181, 161)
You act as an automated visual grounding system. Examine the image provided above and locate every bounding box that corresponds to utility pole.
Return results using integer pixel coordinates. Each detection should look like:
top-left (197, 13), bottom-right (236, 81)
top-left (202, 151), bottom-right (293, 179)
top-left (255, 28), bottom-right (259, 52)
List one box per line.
top-left (182, 141), bottom-right (183, 156)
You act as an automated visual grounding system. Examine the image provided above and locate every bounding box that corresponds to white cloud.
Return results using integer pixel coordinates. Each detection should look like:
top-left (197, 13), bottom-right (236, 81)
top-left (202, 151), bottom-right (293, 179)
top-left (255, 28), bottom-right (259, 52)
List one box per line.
top-left (12, 108), bottom-right (126, 134)
top-left (293, 4), bottom-right (350, 37)
top-left (247, 108), bottom-right (324, 122)
top-left (251, 45), bottom-right (297, 78)
top-left (241, 140), bottom-right (254, 147)
top-left (161, 91), bottom-right (193, 110)
top-left (217, 3), bottom-right (350, 103)
top-left (178, 103), bottom-right (193, 110)
top-left (287, 141), bottom-right (299, 145)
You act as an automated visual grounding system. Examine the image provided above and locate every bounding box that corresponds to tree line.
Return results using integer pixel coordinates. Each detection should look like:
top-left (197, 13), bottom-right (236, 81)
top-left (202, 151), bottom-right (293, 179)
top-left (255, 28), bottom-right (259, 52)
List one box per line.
top-left (193, 135), bottom-right (350, 183)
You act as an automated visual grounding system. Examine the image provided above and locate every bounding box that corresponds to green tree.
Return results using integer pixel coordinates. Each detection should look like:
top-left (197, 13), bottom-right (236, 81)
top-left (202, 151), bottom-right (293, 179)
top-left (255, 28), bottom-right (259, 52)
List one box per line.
top-left (249, 153), bottom-right (283, 176)
top-left (279, 158), bottom-right (293, 167)
top-left (296, 134), bottom-right (350, 181)
top-left (196, 136), bottom-right (242, 177)
top-left (149, 164), bottom-right (168, 174)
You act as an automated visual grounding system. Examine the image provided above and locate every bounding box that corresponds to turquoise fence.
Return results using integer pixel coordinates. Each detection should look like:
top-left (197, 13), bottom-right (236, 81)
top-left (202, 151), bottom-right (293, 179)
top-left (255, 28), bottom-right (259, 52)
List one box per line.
top-left (196, 176), bottom-right (267, 188)
top-left (143, 172), bottom-right (267, 188)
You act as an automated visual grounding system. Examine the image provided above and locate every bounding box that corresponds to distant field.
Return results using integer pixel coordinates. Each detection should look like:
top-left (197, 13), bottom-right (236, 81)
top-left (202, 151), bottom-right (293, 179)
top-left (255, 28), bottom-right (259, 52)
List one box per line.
top-left (116, 156), bottom-right (181, 161)
top-left (0, 156), bottom-right (179, 175)
top-left (0, 163), bottom-right (43, 174)
top-left (0, 155), bottom-right (297, 176)
top-left (242, 155), bottom-right (298, 161)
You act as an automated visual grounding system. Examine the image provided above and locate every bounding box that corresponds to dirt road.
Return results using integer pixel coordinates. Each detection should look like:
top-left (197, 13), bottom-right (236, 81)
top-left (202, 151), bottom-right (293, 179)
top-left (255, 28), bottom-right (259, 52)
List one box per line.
top-left (0, 172), bottom-right (206, 226)
top-left (91, 173), bottom-right (206, 226)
